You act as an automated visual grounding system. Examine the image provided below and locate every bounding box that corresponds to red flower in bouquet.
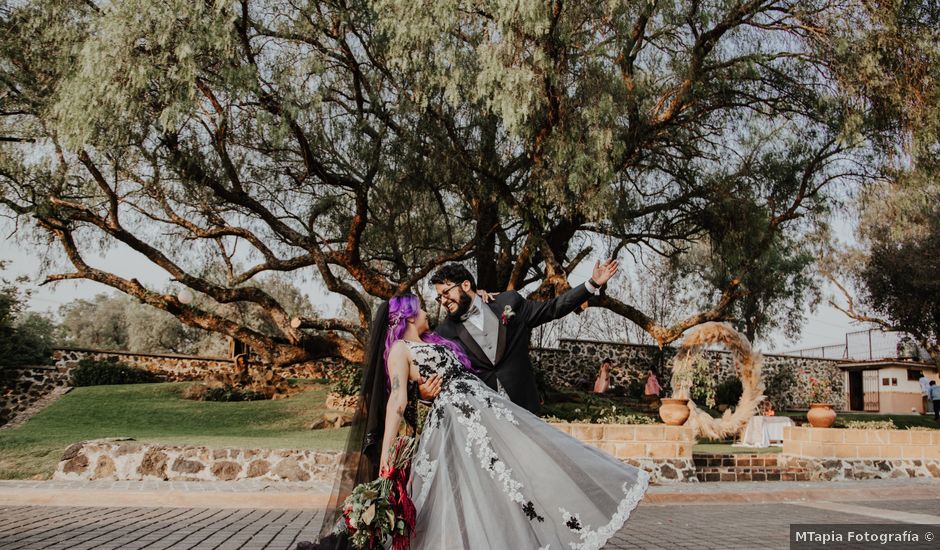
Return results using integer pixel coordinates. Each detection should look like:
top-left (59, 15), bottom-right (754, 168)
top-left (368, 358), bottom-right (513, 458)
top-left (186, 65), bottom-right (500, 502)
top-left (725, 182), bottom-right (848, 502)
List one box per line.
top-left (338, 437), bottom-right (419, 549)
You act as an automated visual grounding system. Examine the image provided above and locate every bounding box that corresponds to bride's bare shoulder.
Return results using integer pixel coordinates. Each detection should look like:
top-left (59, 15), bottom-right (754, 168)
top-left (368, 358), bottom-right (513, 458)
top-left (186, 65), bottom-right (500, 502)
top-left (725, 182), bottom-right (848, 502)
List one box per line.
top-left (387, 339), bottom-right (411, 360)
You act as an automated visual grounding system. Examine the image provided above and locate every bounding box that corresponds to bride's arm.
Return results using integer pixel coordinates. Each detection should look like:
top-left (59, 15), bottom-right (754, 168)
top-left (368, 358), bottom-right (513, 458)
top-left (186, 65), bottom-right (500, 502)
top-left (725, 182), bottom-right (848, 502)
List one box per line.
top-left (379, 341), bottom-right (411, 473)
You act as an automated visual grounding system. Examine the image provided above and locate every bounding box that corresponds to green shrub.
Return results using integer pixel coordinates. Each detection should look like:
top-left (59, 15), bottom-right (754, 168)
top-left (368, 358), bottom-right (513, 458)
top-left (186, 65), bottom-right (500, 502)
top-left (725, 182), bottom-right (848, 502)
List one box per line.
top-left (715, 377), bottom-right (743, 408)
top-left (542, 408), bottom-right (658, 425)
top-left (533, 363), bottom-right (555, 398)
top-left (841, 419), bottom-right (897, 430)
top-left (330, 363), bottom-right (362, 397)
top-left (625, 378), bottom-right (645, 399)
top-left (593, 412), bottom-right (658, 425)
top-left (202, 384), bottom-right (268, 402)
top-left (764, 365), bottom-right (796, 410)
top-left (70, 359), bottom-right (160, 386)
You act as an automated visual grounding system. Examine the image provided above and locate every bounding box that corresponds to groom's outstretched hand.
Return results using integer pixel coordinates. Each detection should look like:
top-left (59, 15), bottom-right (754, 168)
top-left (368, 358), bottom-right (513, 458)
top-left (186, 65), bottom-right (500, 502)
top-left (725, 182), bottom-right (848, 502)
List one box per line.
top-left (418, 373), bottom-right (442, 401)
top-left (476, 289), bottom-right (499, 303)
top-left (591, 258), bottom-right (619, 287)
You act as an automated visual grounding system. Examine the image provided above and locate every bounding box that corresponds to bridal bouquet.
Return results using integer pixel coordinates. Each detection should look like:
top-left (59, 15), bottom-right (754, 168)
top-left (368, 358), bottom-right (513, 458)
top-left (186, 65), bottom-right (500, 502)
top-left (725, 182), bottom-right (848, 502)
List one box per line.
top-left (338, 436), bottom-right (419, 550)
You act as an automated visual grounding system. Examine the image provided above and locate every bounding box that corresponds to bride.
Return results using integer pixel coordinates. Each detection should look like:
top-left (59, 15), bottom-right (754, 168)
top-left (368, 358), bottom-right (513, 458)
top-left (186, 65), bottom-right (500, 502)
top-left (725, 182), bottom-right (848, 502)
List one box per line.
top-left (313, 293), bottom-right (649, 550)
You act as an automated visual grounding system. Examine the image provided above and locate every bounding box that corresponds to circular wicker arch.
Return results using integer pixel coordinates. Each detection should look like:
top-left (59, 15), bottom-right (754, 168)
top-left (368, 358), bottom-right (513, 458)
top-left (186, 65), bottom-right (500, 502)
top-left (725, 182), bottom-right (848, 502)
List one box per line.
top-left (669, 322), bottom-right (766, 440)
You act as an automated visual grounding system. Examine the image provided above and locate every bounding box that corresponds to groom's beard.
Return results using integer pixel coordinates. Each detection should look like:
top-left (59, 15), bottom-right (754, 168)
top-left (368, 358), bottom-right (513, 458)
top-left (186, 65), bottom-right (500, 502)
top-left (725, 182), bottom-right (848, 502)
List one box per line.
top-left (446, 290), bottom-right (474, 322)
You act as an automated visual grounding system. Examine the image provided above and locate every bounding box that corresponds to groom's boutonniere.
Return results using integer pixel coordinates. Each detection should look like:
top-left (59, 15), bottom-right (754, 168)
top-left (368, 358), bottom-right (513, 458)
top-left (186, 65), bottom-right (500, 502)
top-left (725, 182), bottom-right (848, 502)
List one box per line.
top-left (501, 305), bottom-right (515, 325)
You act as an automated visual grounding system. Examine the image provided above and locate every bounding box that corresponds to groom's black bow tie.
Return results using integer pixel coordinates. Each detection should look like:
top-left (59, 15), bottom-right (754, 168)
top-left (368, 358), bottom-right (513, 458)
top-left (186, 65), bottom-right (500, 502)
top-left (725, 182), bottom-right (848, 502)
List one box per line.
top-left (460, 304), bottom-right (480, 322)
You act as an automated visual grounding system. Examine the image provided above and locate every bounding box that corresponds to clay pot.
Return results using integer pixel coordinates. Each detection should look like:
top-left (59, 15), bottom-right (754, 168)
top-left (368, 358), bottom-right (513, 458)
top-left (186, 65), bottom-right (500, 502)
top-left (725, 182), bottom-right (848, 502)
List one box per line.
top-left (658, 398), bottom-right (690, 426)
top-left (807, 403), bottom-right (837, 428)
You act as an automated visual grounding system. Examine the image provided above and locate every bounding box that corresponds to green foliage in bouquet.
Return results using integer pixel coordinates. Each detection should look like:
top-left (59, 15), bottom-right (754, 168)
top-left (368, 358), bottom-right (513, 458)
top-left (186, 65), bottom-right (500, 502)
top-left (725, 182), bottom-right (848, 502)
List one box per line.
top-left (336, 436), bottom-right (418, 549)
top-left (338, 478), bottom-right (403, 548)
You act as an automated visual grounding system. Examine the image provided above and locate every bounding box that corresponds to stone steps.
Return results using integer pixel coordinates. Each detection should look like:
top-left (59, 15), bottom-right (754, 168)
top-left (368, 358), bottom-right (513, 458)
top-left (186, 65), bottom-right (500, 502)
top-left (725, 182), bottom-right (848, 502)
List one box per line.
top-left (693, 453), bottom-right (810, 482)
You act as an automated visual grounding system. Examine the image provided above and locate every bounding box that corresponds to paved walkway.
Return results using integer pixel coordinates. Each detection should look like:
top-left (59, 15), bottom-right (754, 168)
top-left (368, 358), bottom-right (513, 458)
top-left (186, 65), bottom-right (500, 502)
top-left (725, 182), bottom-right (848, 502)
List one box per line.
top-left (0, 479), bottom-right (938, 549)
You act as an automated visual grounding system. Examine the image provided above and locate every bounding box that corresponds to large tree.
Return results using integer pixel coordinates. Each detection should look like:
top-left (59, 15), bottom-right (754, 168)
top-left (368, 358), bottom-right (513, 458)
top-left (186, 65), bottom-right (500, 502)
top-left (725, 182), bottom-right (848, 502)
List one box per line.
top-left (0, 0), bottom-right (878, 366)
top-left (819, 0), bottom-right (940, 362)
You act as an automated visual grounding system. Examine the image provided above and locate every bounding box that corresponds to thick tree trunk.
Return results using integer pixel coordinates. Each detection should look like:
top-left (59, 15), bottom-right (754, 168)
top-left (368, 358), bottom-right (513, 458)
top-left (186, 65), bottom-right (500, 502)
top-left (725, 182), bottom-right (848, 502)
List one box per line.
top-left (475, 194), bottom-right (501, 291)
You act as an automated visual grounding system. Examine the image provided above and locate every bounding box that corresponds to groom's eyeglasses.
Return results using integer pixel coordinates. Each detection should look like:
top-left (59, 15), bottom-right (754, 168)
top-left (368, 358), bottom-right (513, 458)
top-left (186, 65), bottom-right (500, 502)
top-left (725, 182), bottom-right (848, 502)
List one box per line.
top-left (435, 283), bottom-right (459, 304)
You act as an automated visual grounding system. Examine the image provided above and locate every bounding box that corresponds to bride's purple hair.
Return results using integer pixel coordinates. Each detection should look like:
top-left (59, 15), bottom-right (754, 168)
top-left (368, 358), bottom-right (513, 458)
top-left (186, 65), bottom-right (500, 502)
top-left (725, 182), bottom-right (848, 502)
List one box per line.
top-left (382, 294), bottom-right (474, 388)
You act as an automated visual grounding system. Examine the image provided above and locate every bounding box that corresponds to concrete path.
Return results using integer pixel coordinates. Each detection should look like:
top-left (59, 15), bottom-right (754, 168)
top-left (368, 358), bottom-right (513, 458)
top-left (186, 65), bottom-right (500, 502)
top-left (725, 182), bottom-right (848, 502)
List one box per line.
top-left (0, 479), bottom-right (938, 549)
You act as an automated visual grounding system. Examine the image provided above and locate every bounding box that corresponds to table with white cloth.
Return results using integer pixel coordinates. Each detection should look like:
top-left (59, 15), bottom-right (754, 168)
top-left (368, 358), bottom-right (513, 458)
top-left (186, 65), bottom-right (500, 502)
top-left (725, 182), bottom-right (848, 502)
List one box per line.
top-left (733, 416), bottom-right (794, 448)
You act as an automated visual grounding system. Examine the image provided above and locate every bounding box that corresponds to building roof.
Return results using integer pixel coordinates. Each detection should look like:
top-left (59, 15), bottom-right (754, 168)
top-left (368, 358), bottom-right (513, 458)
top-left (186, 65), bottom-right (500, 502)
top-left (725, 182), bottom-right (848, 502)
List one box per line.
top-left (837, 360), bottom-right (937, 371)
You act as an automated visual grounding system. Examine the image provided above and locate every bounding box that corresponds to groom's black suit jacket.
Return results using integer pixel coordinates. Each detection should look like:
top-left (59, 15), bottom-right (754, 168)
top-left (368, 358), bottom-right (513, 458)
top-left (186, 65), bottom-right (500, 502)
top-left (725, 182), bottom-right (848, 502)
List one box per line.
top-left (434, 284), bottom-right (593, 414)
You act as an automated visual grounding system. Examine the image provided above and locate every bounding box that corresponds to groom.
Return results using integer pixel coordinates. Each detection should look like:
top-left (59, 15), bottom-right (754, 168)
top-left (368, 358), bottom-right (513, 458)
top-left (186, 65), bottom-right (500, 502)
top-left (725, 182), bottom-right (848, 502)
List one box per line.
top-left (424, 260), bottom-right (619, 413)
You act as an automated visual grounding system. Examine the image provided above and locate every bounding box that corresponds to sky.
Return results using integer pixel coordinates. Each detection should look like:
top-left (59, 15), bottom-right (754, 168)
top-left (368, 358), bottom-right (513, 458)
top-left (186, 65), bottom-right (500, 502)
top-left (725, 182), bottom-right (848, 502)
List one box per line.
top-left (1, 217), bottom-right (869, 356)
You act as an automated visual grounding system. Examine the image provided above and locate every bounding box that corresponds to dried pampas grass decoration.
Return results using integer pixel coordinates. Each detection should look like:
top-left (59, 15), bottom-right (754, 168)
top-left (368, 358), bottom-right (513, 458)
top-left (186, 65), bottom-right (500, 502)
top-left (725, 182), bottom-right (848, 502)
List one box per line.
top-left (669, 322), bottom-right (765, 440)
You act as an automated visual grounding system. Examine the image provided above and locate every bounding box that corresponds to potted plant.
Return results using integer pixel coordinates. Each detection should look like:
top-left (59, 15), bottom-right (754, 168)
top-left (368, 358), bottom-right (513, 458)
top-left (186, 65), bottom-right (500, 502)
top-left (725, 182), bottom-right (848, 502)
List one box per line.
top-left (806, 375), bottom-right (837, 428)
top-left (660, 359), bottom-right (694, 426)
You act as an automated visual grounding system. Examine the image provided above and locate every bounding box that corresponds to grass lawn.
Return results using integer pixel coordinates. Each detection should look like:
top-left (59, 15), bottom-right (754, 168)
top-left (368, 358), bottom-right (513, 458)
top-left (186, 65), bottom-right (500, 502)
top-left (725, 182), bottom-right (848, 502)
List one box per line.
top-left (0, 382), bottom-right (349, 480)
top-left (693, 443), bottom-right (783, 454)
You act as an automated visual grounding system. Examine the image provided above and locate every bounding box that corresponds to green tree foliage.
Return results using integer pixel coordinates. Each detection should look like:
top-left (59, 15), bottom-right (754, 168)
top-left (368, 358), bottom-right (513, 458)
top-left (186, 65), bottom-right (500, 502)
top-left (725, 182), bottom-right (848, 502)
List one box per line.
top-left (845, 182), bottom-right (940, 362)
top-left (0, 264), bottom-right (56, 368)
top-left (1, 0), bottom-right (925, 364)
top-left (58, 275), bottom-right (315, 355)
top-left (819, 1), bottom-right (940, 361)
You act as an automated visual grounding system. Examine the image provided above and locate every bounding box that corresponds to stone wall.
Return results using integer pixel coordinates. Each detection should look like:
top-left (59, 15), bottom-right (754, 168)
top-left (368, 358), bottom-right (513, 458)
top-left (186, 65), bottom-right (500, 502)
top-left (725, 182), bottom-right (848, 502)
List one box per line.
top-left (781, 426), bottom-right (940, 480)
top-left (53, 348), bottom-right (350, 383)
top-left (54, 430), bottom-right (697, 485)
top-left (282, 357), bottom-right (354, 382)
top-left (2, 348), bottom-right (350, 427)
top-left (53, 348), bottom-right (234, 382)
top-left (0, 365), bottom-right (71, 426)
top-left (54, 439), bottom-right (342, 483)
top-left (550, 423), bottom-right (697, 484)
top-left (533, 339), bottom-right (848, 410)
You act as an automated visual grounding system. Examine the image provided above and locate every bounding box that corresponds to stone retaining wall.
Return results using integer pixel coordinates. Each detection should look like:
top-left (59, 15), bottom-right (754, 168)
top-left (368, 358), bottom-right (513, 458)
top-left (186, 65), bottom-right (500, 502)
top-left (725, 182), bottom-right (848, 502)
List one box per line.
top-left (0, 365), bottom-right (70, 426)
top-left (54, 440), bottom-right (343, 483)
top-left (550, 422), bottom-right (697, 484)
top-left (54, 426), bottom-right (697, 485)
top-left (53, 348), bottom-right (235, 382)
top-left (533, 339), bottom-right (848, 410)
top-left (53, 348), bottom-right (350, 383)
top-left (781, 426), bottom-right (940, 480)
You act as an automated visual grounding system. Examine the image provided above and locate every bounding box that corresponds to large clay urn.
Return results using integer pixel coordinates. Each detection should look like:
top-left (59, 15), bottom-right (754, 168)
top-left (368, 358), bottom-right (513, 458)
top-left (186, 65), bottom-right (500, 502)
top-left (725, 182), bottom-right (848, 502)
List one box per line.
top-left (807, 403), bottom-right (837, 428)
top-left (658, 398), bottom-right (690, 426)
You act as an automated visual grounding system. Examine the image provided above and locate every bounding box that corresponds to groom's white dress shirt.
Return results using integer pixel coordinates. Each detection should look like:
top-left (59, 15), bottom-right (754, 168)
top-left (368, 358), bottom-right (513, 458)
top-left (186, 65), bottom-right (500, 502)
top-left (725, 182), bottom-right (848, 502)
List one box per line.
top-left (462, 279), bottom-right (601, 332)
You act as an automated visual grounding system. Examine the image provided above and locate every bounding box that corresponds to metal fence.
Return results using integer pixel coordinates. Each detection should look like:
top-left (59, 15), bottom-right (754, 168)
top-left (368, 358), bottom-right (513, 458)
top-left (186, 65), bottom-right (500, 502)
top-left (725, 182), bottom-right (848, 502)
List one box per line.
top-left (780, 329), bottom-right (927, 361)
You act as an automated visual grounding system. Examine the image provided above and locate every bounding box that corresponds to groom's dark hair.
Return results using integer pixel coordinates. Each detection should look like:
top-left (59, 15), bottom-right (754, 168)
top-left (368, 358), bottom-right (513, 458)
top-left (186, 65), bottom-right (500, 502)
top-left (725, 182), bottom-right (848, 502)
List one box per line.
top-left (429, 264), bottom-right (476, 291)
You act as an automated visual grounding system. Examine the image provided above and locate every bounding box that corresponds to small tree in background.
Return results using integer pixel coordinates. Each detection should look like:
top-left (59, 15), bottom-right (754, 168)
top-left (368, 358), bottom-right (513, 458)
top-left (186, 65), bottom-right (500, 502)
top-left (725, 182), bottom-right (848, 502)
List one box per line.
top-left (0, 262), bottom-right (56, 368)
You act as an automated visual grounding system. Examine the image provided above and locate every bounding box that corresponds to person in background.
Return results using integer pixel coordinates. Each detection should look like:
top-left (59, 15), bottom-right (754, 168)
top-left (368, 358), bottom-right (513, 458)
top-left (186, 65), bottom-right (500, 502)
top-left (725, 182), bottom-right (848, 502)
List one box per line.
top-left (919, 372), bottom-right (933, 415)
top-left (644, 369), bottom-right (661, 399)
top-left (593, 358), bottom-right (612, 394)
top-left (930, 380), bottom-right (940, 422)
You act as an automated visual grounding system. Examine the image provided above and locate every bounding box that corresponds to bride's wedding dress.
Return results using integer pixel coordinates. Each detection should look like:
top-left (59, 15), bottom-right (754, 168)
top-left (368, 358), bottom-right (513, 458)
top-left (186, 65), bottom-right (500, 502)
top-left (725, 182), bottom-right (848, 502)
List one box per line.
top-left (404, 340), bottom-right (649, 550)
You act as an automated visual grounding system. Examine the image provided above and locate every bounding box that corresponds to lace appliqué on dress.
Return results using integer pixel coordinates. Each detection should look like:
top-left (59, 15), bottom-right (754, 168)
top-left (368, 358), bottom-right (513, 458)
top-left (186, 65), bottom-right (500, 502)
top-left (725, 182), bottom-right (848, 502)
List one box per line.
top-left (412, 449), bottom-right (437, 504)
top-left (558, 471), bottom-right (651, 550)
top-left (406, 341), bottom-right (537, 521)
